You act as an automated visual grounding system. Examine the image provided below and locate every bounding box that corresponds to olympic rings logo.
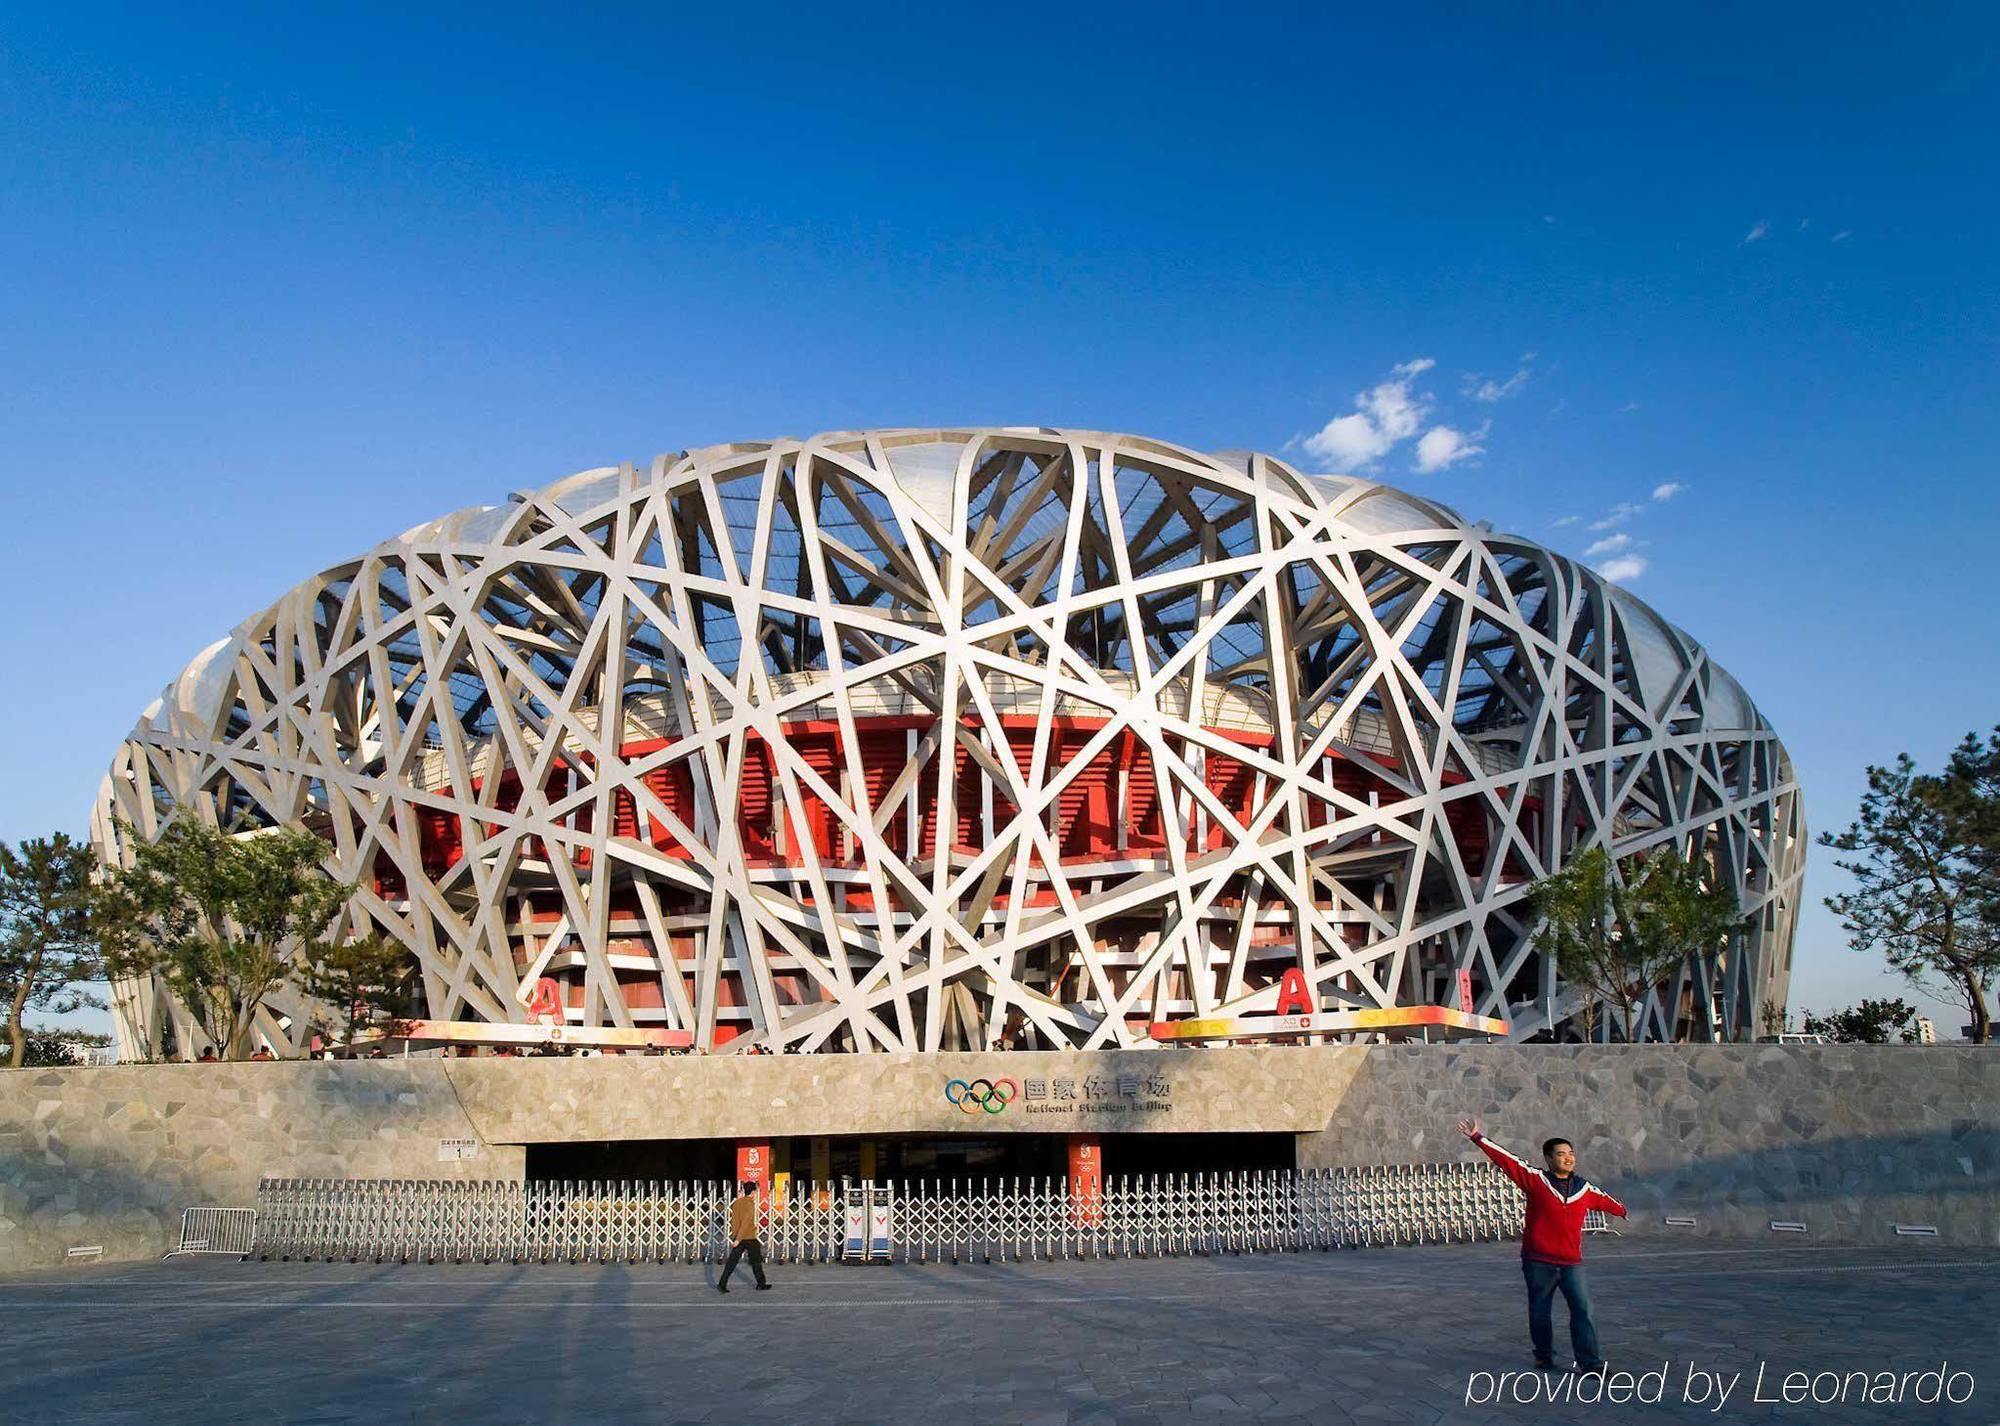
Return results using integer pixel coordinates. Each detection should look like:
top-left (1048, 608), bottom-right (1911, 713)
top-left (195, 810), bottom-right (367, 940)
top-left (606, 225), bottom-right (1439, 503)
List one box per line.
top-left (944, 1077), bottom-right (1019, 1115)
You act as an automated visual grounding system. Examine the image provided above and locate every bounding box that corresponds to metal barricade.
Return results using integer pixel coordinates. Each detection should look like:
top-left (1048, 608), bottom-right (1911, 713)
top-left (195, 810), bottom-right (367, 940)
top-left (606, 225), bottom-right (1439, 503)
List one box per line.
top-left (165, 1206), bottom-right (258, 1259)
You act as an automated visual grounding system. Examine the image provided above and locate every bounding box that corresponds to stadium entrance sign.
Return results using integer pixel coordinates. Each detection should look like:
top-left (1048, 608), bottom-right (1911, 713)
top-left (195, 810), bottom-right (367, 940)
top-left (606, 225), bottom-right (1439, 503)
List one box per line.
top-left (944, 1070), bottom-right (1174, 1119)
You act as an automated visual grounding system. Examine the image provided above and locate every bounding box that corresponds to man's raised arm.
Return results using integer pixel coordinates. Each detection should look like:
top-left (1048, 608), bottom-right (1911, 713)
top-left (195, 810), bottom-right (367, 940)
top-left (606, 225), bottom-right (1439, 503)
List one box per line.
top-left (1457, 1116), bottom-right (1532, 1191)
top-left (1584, 1183), bottom-right (1628, 1219)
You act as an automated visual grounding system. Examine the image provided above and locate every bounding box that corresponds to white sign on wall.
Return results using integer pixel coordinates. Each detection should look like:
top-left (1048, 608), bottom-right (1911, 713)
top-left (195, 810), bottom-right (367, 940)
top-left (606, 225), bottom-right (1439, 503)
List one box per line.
top-left (436, 1138), bottom-right (480, 1162)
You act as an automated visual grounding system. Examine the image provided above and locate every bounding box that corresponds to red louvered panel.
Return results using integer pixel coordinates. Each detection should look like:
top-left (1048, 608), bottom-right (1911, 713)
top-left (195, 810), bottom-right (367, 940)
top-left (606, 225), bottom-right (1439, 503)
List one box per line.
top-left (1501, 810), bottom-right (1534, 883)
top-left (618, 976), bottom-right (666, 1010)
top-left (737, 740), bottom-right (775, 857)
top-left (1328, 754), bottom-right (1405, 814)
top-left (857, 728), bottom-right (909, 857)
top-left (992, 886), bottom-right (1059, 909)
top-left (789, 732), bottom-right (841, 862)
top-left (915, 743), bottom-right (945, 860)
top-left (611, 787), bottom-right (640, 840)
top-left (643, 761), bottom-right (697, 857)
top-left (770, 971), bottom-right (810, 1006)
top-left (1304, 756), bottom-right (1339, 829)
top-left (1444, 797), bottom-right (1489, 876)
top-left (1204, 749), bottom-right (1256, 849)
top-left (486, 772), bottom-right (548, 860)
top-left (1059, 731), bottom-right (1116, 857)
top-left (984, 728), bottom-right (1042, 861)
top-left (554, 777), bottom-right (586, 867)
top-left (1124, 735), bottom-right (1164, 852)
top-left (954, 740), bottom-right (984, 853)
top-left (416, 806), bottom-right (462, 874)
top-left (996, 727), bottom-right (1036, 811)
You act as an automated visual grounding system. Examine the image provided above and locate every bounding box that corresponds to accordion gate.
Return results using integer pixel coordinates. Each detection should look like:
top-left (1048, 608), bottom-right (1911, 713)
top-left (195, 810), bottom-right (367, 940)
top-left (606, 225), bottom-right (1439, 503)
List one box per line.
top-left (251, 1164), bottom-right (1587, 1266)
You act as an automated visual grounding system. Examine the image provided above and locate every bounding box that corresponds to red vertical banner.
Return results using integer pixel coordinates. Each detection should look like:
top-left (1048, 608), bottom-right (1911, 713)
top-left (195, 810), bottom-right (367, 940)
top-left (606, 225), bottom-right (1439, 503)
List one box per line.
top-left (1456, 969), bottom-right (1474, 1014)
top-left (736, 1142), bottom-right (772, 1202)
top-left (1068, 1135), bottom-right (1103, 1226)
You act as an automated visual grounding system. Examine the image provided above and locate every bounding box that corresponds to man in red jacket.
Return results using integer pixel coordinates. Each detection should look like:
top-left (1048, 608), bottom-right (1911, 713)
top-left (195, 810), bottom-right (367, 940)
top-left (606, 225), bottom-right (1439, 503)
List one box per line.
top-left (1458, 1116), bottom-right (1627, 1372)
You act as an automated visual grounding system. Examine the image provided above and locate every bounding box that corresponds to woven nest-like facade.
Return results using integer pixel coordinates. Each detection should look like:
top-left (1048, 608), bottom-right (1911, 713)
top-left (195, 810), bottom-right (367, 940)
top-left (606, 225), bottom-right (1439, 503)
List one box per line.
top-left (93, 428), bottom-right (1803, 1059)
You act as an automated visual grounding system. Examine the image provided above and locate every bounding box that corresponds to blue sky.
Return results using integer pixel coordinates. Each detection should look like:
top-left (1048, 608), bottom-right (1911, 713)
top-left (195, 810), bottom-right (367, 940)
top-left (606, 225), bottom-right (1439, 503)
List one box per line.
top-left (4, 4), bottom-right (1996, 1033)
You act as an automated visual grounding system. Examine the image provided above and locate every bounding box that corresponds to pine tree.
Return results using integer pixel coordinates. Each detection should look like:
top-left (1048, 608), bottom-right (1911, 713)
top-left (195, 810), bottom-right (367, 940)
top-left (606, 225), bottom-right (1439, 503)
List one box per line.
top-left (1822, 728), bottom-right (2000, 1044)
top-left (0, 835), bottom-right (107, 1068)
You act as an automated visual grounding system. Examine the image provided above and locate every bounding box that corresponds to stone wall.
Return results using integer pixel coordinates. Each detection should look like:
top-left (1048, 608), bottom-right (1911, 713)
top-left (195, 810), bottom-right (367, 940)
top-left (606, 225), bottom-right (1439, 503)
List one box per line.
top-left (1, 1044), bottom-right (1991, 1270)
top-left (438, 1045), bottom-right (1366, 1141)
top-left (1300, 1044), bottom-right (1999, 1247)
top-left (0, 1062), bottom-right (519, 1272)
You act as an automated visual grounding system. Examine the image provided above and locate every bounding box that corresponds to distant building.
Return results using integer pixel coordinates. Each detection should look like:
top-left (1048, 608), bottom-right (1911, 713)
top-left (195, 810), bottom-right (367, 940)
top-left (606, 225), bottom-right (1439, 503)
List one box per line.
top-left (1917, 1017), bottom-right (1937, 1045)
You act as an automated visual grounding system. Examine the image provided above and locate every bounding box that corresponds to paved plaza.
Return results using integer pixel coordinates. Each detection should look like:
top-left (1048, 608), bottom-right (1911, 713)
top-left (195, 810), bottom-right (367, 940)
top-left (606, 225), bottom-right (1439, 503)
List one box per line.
top-left (1, 1239), bottom-right (1995, 1425)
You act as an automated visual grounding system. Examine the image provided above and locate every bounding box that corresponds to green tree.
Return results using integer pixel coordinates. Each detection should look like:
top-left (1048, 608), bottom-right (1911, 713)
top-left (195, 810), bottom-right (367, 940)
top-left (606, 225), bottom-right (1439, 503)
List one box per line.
top-left (1822, 728), bottom-right (2000, 1044)
top-left (0, 834), bottom-right (107, 1068)
top-left (1528, 845), bottom-right (1746, 1042)
top-left (299, 932), bottom-right (415, 1051)
top-left (1800, 997), bottom-right (1921, 1044)
top-left (101, 821), bottom-right (350, 1060)
top-left (15, 1024), bottom-right (113, 1067)
top-left (1530, 847), bottom-right (1621, 1041)
top-left (1620, 847), bottom-right (1751, 1039)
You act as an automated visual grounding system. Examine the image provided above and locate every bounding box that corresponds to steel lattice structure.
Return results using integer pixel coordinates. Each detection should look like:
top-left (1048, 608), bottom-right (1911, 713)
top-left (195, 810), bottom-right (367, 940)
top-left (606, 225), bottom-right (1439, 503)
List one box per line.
top-left (92, 428), bottom-right (1803, 1059)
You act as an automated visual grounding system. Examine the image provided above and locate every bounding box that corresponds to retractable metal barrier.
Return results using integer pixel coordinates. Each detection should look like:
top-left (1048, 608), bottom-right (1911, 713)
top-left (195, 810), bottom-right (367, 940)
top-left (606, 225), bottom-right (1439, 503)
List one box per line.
top-left (254, 1163), bottom-right (1532, 1265)
top-left (164, 1206), bottom-right (258, 1259)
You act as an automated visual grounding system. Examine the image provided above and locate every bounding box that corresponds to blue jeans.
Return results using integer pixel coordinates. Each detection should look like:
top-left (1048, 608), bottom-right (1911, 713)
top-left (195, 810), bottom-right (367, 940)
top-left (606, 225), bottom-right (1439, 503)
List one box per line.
top-left (1521, 1259), bottom-right (1600, 1367)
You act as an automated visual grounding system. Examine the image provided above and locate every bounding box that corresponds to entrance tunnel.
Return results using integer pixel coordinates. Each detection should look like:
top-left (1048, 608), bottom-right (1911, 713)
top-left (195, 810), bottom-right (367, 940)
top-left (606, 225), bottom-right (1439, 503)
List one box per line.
top-left (526, 1131), bottom-right (1297, 1187)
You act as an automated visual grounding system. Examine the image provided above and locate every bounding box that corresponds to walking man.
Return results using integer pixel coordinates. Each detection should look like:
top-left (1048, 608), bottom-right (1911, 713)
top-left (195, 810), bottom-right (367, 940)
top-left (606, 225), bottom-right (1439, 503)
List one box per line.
top-left (1457, 1117), bottom-right (1626, 1372)
top-left (716, 1182), bottom-right (771, 1293)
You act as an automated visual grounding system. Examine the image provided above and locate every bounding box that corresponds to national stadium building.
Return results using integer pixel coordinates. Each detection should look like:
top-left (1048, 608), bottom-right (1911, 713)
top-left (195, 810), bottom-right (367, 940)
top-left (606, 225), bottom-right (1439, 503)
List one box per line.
top-left (92, 428), bottom-right (1804, 1074)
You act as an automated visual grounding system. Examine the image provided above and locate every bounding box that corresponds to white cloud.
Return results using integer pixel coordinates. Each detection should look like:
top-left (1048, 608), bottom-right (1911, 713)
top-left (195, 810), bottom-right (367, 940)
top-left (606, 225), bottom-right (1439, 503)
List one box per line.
top-left (1413, 422), bottom-right (1488, 473)
top-left (1742, 220), bottom-right (1770, 245)
top-left (1589, 501), bottom-right (1643, 531)
top-left (1598, 554), bottom-right (1648, 582)
top-left (1832, 230), bottom-right (1852, 243)
top-left (1584, 532), bottom-right (1633, 558)
top-left (1552, 515), bottom-right (1580, 528)
top-left (1465, 360), bottom-right (1533, 403)
top-left (1617, 401), bottom-right (1640, 414)
top-left (1301, 358), bottom-right (1436, 469)
top-left (1651, 481), bottom-right (1684, 502)
top-left (1798, 218), bottom-right (1811, 232)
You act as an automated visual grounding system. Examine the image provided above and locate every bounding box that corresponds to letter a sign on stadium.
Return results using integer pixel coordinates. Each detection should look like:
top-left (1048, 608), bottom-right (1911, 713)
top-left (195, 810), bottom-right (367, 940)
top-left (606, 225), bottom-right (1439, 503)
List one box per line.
top-left (1274, 967), bottom-right (1313, 1017)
